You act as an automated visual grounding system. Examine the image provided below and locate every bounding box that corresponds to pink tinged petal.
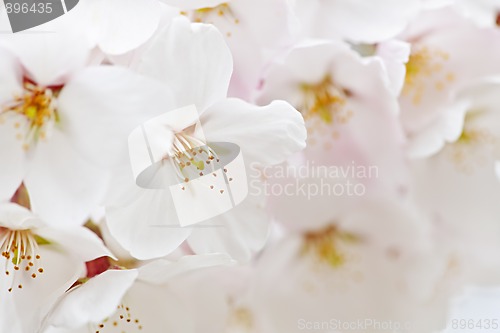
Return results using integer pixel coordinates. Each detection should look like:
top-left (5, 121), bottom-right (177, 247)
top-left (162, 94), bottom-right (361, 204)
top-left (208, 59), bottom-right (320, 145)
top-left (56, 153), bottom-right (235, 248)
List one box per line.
top-left (138, 17), bottom-right (233, 112)
top-left (376, 40), bottom-right (411, 96)
top-left (201, 98), bottom-right (307, 166)
top-left (57, 66), bottom-right (174, 168)
top-left (105, 189), bottom-right (191, 260)
top-left (197, 0), bottom-right (293, 100)
top-left (46, 269), bottom-right (138, 330)
top-left (85, 0), bottom-right (162, 55)
top-left (257, 40), bottom-right (351, 108)
top-left (24, 130), bottom-right (108, 228)
top-left (406, 100), bottom-right (469, 158)
top-left (401, 9), bottom-right (500, 143)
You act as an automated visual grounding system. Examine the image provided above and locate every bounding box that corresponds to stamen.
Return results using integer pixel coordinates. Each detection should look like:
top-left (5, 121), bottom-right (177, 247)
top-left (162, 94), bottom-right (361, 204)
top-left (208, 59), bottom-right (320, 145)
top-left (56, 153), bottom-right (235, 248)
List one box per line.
top-left (183, 3), bottom-right (239, 38)
top-left (300, 76), bottom-right (354, 141)
top-left (404, 46), bottom-right (455, 105)
top-left (227, 306), bottom-right (254, 330)
top-left (93, 304), bottom-right (143, 332)
top-left (0, 81), bottom-right (60, 150)
top-left (0, 229), bottom-right (44, 292)
top-left (166, 133), bottom-right (232, 194)
top-left (302, 226), bottom-right (358, 268)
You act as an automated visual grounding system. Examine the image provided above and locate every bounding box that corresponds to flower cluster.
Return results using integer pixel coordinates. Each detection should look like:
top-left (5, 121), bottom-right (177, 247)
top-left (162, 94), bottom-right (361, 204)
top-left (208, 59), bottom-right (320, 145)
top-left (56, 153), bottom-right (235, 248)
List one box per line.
top-left (1, 0), bottom-right (500, 332)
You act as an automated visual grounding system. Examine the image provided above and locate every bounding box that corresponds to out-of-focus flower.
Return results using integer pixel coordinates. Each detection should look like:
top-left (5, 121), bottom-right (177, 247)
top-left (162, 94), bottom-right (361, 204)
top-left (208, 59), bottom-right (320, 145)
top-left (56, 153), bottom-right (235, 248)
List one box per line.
top-left (257, 40), bottom-right (408, 229)
top-left (251, 198), bottom-right (454, 333)
top-left (0, 203), bottom-right (112, 333)
top-left (408, 77), bottom-right (500, 287)
top-left (398, 7), bottom-right (500, 158)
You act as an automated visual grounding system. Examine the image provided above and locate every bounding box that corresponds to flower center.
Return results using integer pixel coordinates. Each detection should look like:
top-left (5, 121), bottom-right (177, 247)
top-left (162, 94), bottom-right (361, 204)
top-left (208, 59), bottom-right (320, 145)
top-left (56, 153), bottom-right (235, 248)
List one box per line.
top-left (0, 228), bottom-right (45, 292)
top-left (181, 3), bottom-right (240, 37)
top-left (169, 132), bottom-right (219, 181)
top-left (300, 76), bottom-right (354, 141)
top-left (164, 132), bottom-right (235, 194)
top-left (302, 225), bottom-right (357, 268)
top-left (1, 81), bottom-right (60, 150)
top-left (227, 306), bottom-right (254, 331)
top-left (93, 304), bottom-right (143, 333)
top-left (403, 46), bottom-right (455, 105)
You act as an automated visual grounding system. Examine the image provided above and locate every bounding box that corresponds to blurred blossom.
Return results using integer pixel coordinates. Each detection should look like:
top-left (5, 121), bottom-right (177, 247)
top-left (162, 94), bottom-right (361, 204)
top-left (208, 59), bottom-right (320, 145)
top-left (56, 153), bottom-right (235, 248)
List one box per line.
top-left (398, 7), bottom-right (500, 157)
top-left (0, 1), bottom-right (499, 332)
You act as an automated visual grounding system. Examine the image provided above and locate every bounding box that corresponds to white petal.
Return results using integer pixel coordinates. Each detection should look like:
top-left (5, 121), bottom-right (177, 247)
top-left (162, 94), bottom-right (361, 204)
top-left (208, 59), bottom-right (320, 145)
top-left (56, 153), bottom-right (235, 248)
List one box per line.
top-left (106, 189), bottom-right (191, 260)
top-left (85, 0), bottom-right (162, 55)
top-left (122, 280), bottom-right (195, 333)
top-left (1, 247), bottom-right (85, 333)
top-left (0, 29), bottom-right (92, 86)
top-left (0, 47), bottom-right (22, 102)
top-left (0, 115), bottom-right (26, 202)
top-left (138, 17), bottom-right (233, 111)
top-left (187, 193), bottom-right (270, 262)
top-left (58, 66), bottom-right (174, 167)
top-left (24, 130), bottom-right (108, 228)
top-left (0, 203), bottom-right (41, 229)
top-left (138, 254), bottom-right (235, 284)
top-left (35, 226), bottom-right (114, 262)
top-left (201, 98), bottom-right (306, 166)
top-left (46, 269), bottom-right (138, 329)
